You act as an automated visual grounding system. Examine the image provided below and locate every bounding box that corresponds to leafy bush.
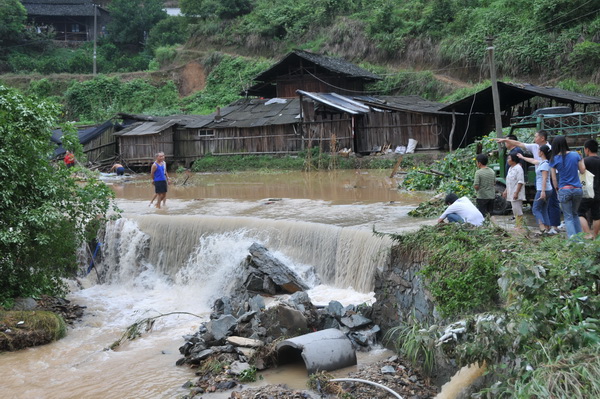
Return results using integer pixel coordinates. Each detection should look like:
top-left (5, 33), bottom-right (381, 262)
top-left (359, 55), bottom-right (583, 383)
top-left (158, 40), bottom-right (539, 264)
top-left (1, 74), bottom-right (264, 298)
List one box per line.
top-left (0, 85), bottom-right (116, 305)
top-left (64, 76), bottom-right (180, 121)
top-left (389, 224), bottom-right (600, 395)
top-left (154, 46), bottom-right (179, 68)
top-left (147, 16), bottom-right (189, 51)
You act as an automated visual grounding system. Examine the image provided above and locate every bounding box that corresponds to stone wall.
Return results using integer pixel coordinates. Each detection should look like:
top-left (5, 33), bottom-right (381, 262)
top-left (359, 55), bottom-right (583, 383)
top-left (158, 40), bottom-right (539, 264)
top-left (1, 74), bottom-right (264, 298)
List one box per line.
top-left (372, 245), bottom-right (438, 332)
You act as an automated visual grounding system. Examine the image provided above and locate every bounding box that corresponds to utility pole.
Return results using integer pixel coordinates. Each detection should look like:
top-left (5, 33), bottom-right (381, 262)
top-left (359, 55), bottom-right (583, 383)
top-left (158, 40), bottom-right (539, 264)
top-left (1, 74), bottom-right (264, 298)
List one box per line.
top-left (486, 37), bottom-right (503, 138)
top-left (93, 3), bottom-right (97, 75)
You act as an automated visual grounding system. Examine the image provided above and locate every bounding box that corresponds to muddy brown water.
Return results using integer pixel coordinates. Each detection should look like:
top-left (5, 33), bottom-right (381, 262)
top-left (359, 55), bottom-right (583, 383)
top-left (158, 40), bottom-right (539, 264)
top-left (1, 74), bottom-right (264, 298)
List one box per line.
top-left (1, 170), bottom-right (480, 399)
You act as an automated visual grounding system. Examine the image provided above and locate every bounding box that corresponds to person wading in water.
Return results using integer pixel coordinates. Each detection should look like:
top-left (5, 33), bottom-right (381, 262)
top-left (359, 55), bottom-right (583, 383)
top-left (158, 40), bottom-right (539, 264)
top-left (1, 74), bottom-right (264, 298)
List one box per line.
top-left (150, 152), bottom-right (169, 209)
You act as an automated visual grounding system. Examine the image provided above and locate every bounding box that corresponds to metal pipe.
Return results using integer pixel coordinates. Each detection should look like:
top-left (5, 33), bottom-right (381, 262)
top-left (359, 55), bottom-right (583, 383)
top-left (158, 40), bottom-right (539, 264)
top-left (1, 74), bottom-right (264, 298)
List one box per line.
top-left (330, 378), bottom-right (404, 399)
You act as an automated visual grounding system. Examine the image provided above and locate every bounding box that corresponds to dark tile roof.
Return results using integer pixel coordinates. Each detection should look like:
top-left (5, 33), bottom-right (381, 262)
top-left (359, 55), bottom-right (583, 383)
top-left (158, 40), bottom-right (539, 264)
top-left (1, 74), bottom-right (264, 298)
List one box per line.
top-left (203, 98), bottom-right (301, 128)
top-left (22, 1), bottom-right (108, 16)
top-left (252, 50), bottom-right (381, 83)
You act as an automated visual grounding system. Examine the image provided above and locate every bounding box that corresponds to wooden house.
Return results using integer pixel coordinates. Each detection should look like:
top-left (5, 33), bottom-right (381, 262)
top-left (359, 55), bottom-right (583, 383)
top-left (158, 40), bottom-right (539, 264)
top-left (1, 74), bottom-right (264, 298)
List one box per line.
top-left (297, 91), bottom-right (452, 153)
top-left (51, 120), bottom-right (117, 164)
top-left (22, 0), bottom-right (109, 42)
top-left (244, 50), bottom-right (382, 98)
top-left (113, 115), bottom-right (176, 168)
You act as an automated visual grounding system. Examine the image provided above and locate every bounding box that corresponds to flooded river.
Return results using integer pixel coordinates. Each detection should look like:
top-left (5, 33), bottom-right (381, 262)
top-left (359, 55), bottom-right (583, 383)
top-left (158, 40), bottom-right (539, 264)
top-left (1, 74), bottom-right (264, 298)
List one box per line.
top-left (2, 170), bottom-right (441, 399)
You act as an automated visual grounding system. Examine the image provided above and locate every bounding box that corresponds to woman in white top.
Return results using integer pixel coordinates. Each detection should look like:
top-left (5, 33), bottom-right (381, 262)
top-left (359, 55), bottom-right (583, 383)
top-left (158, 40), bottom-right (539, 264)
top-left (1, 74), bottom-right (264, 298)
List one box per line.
top-left (503, 153), bottom-right (526, 228)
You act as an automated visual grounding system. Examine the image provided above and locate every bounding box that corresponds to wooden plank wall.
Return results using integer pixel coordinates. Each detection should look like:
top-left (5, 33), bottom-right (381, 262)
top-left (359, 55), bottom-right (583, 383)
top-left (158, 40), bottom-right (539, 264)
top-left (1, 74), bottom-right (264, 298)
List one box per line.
top-left (356, 111), bottom-right (449, 152)
top-left (173, 125), bottom-right (302, 165)
top-left (119, 129), bottom-right (174, 166)
top-left (83, 127), bottom-right (117, 164)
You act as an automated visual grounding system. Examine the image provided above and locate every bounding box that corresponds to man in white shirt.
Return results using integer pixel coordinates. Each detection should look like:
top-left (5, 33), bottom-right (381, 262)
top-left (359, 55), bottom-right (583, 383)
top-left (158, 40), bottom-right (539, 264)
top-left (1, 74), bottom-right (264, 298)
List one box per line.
top-left (437, 193), bottom-right (484, 226)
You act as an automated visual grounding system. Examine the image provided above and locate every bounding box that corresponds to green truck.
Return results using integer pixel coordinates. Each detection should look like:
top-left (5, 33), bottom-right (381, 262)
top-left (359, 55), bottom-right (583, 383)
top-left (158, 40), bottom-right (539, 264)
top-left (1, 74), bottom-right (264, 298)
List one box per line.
top-left (491, 107), bottom-right (600, 214)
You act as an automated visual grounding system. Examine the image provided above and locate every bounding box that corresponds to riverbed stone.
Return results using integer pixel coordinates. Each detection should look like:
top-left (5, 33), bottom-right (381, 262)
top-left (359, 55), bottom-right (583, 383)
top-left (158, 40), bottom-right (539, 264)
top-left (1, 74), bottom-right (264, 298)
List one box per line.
top-left (248, 295), bottom-right (265, 312)
top-left (206, 315), bottom-right (238, 343)
top-left (245, 243), bottom-right (309, 294)
top-left (226, 336), bottom-right (263, 348)
top-left (229, 361), bottom-right (251, 375)
top-left (326, 300), bottom-right (345, 318)
top-left (340, 314), bottom-right (372, 329)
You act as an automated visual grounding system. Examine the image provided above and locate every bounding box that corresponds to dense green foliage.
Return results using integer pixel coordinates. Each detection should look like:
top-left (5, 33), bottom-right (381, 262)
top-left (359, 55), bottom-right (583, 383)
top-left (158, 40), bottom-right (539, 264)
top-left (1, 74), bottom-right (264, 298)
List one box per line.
top-left (181, 0), bottom-right (253, 20)
top-left (0, 0), bottom-right (26, 47)
top-left (106, 0), bottom-right (167, 47)
top-left (390, 224), bottom-right (600, 397)
top-left (64, 76), bottom-right (180, 121)
top-left (0, 85), bottom-right (116, 306)
top-left (146, 16), bottom-right (190, 51)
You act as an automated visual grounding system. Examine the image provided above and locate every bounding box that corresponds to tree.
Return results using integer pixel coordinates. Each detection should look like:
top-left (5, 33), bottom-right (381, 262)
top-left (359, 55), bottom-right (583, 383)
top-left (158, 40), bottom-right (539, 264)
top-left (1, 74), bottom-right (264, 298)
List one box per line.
top-left (107, 0), bottom-right (167, 47)
top-left (0, 0), bottom-right (27, 47)
top-left (0, 85), bottom-right (117, 306)
top-left (181, 0), bottom-right (253, 19)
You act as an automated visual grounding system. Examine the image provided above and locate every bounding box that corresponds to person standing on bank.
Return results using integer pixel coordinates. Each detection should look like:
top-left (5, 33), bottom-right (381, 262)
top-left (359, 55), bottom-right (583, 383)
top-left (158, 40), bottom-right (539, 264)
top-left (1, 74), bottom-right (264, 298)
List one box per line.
top-left (504, 153), bottom-right (526, 229)
top-left (495, 131), bottom-right (561, 231)
top-left (550, 136), bottom-right (586, 238)
top-left (518, 145), bottom-right (555, 234)
top-left (474, 153), bottom-right (496, 219)
top-left (151, 152), bottom-right (169, 209)
top-left (578, 139), bottom-right (600, 239)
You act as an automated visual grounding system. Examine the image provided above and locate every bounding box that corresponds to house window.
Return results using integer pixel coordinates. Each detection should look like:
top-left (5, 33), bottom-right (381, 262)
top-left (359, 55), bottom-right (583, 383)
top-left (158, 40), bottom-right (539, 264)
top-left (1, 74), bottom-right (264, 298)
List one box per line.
top-left (198, 129), bottom-right (214, 137)
top-left (72, 24), bottom-right (80, 32)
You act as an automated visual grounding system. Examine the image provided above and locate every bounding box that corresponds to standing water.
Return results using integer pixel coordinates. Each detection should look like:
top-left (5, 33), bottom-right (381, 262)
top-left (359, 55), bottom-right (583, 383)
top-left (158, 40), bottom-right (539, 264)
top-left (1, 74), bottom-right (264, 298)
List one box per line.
top-left (1, 170), bottom-right (435, 399)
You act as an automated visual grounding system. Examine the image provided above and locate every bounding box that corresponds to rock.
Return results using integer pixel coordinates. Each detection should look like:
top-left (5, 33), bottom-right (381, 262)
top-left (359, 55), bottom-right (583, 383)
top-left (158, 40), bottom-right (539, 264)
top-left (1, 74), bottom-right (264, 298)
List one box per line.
top-left (248, 295), bottom-right (266, 312)
top-left (381, 365), bottom-right (396, 374)
top-left (12, 297), bottom-right (37, 311)
top-left (246, 243), bottom-right (309, 293)
top-left (237, 311), bottom-right (257, 323)
top-left (327, 301), bottom-right (345, 318)
top-left (226, 336), bottom-right (264, 348)
top-left (260, 305), bottom-right (309, 338)
top-left (206, 315), bottom-right (237, 343)
top-left (229, 361), bottom-right (251, 375)
top-left (216, 380), bottom-right (237, 390)
top-left (188, 348), bottom-right (214, 363)
top-left (212, 296), bottom-right (234, 317)
top-left (340, 314), bottom-right (372, 329)
top-left (236, 347), bottom-right (256, 358)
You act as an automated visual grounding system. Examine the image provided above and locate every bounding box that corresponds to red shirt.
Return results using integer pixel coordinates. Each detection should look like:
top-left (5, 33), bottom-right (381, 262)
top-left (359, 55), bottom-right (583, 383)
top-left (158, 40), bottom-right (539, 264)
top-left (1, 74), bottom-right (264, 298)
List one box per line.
top-left (64, 153), bottom-right (75, 165)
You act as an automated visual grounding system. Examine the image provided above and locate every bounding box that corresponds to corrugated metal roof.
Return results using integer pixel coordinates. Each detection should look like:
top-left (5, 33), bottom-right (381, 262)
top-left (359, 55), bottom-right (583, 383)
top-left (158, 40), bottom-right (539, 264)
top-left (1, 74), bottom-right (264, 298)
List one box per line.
top-left (297, 91), bottom-right (449, 115)
top-left (114, 120), bottom-right (177, 136)
top-left (253, 50), bottom-right (381, 83)
top-left (440, 82), bottom-right (600, 114)
top-left (297, 90), bottom-right (370, 114)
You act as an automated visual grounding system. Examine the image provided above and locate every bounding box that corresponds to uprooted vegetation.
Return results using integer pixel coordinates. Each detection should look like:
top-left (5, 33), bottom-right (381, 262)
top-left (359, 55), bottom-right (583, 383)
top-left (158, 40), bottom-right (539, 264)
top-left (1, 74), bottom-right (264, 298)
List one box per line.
top-left (386, 223), bottom-right (600, 397)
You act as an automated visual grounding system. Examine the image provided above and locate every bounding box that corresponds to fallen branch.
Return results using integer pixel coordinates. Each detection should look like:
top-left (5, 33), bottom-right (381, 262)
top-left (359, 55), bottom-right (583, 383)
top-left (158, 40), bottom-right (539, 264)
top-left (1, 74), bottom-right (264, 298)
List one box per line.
top-left (108, 311), bottom-right (203, 351)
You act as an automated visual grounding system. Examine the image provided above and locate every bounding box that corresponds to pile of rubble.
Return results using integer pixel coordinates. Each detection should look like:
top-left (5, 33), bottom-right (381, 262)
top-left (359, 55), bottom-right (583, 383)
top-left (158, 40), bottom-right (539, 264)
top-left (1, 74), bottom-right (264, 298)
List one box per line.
top-left (175, 243), bottom-right (437, 398)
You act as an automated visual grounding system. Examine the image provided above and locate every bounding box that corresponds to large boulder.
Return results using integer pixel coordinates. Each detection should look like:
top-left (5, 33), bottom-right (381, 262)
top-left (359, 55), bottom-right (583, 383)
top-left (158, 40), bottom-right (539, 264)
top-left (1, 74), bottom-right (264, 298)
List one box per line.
top-left (244, 243), bottom-right (309, 294)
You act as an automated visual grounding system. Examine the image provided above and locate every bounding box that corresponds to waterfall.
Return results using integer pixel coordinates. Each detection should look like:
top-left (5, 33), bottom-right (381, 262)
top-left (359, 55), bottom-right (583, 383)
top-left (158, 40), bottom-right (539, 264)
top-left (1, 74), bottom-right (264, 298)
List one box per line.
top-left (96, 215), bottom-right (393, 293)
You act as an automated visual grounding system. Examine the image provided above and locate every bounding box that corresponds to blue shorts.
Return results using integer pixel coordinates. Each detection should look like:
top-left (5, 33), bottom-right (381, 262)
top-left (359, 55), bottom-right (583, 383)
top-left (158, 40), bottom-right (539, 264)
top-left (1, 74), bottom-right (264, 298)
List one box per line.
top-left (116, 167), bottom-right (125, 176)
top-left (154, 180), bottom-right (167, 194)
